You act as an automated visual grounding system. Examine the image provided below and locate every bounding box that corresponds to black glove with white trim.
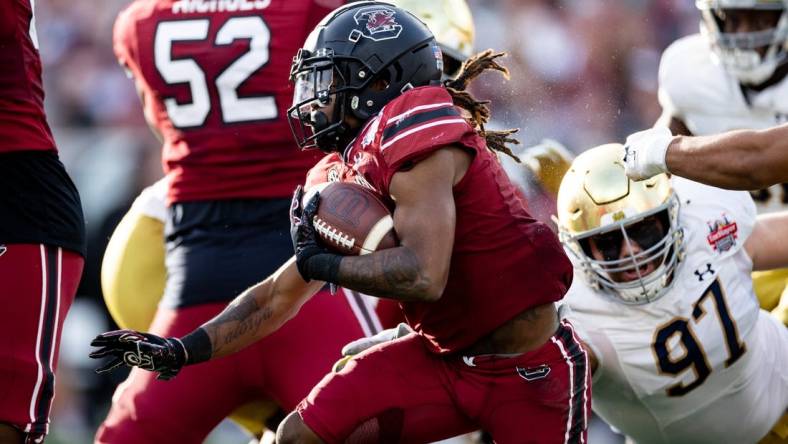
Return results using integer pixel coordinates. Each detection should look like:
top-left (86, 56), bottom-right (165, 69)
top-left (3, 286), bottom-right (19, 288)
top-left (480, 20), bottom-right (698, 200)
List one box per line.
top-left (289, 185), bottom-right (342, 283)
top-left (89, 329), bottom-right (187, 380)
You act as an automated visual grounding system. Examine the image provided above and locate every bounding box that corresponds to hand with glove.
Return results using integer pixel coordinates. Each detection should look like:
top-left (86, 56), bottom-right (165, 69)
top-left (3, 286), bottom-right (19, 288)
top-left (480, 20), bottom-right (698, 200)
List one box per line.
top-left (623, 126), bottom-right (676, 181)
top-left (89, 329), bottom-right (188, 380)
top-left (290, 185), bottom-right (342, 284)
top-left (332, 323), bottom-right (414, 372)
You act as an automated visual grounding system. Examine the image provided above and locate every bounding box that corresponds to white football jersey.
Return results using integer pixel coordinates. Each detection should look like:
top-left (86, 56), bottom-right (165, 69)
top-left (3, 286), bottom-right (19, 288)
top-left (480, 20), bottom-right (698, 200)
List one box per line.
top-left (658, 34), bottom-right (788, 212)
top-left (563, 178), bottom-right (788, 444)
top-left (132, 177), bottom-right (168, 223)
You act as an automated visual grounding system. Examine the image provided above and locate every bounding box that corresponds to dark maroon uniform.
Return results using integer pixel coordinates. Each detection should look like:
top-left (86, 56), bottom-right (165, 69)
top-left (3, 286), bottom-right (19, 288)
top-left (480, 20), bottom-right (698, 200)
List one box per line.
top-left (0, 1), bottom-right (86, 441)
top-left (300, 87), bottom-right (589, 443)
top-left (97, 2), bottom-right (386, 443)
top-left (113, 0), bottom-right (327, 204)
top-left (0, 0), bottom-right (54, 152)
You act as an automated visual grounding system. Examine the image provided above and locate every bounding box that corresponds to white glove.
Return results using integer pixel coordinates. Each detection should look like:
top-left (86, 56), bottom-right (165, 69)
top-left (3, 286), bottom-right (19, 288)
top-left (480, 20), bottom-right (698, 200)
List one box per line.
top-left (341, 323), bottom-right (413, 356)
top-left (623, 126), bottom-right (673, 181)
top-left (333, 323), bottom-right (414, 373)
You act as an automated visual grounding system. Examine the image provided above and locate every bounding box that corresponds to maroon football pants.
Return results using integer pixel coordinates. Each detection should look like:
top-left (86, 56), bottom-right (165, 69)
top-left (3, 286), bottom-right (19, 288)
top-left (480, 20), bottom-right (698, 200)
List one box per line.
top-left (95, 288), bottom-right (376, 444)
top-left (0, 244), bottom-right (83, 439)
top-left (299, 320), bottom-right (591, 444)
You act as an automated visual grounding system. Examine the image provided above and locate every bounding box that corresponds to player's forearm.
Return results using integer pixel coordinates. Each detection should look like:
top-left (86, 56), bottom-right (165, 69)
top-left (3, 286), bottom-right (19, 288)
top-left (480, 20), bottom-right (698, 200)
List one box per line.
top-left (337, 246), bottom-right (442, 302)
top-left (667, 127), bottom-right (787, 190)
top-left (748, 211), bottom-right (788, 271)
top-left (188, 280), bottom-right (303, 362)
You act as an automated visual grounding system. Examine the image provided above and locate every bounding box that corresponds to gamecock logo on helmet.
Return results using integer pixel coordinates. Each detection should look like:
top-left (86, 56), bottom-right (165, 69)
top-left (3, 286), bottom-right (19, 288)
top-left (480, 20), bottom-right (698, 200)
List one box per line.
top-left (352, 6), bottom-right (403, 41)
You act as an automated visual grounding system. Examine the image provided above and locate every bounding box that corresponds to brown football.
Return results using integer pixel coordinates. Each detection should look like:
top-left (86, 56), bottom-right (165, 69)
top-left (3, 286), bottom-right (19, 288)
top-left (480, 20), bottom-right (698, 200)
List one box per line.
top-left (310, 182), bottom-right (398, 255)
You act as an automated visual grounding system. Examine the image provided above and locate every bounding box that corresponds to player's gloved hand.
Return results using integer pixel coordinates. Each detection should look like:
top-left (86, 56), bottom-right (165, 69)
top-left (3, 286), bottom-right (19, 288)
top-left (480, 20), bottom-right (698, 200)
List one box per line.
top-left (623, 126), bottom-right (674, 181)
top-left (521, 139), bottom-right (575, 196)
top-left (89, 329), bottom-right (187, 380)
top-left (290, 185), bottom-right (342, 283)
top-left (333, 323), bottom-right (414, 372)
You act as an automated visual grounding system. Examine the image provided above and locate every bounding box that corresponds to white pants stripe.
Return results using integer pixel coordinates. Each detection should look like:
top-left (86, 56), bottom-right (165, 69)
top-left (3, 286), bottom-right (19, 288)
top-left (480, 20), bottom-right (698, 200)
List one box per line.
top-left (25, 245), bottom-right (48, 432)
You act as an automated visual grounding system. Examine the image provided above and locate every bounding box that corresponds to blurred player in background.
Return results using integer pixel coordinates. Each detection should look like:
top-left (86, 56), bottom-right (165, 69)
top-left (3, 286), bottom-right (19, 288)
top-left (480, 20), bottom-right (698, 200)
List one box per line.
top-left (99, 178), bottom-right (282, 441)
top-left (557, 144), bottom-right (788, 444)
top-left (0, 2), bottom-right (86, 443)
top-left (90, 3), bottom-right (586, 442)
top-left (653, 0), bottom-right (788, 323)
top-left (95, 1), bottom-right (388, 443)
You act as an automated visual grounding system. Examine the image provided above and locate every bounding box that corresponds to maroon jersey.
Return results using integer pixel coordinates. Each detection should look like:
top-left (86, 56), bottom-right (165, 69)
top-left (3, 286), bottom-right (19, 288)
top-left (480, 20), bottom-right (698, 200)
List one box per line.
top-left (114, 0), bottom-right (342, 203)
top-left (305, 86), bottom-right (574, 354)
top-left (0, 0), bottom-right (56, 153)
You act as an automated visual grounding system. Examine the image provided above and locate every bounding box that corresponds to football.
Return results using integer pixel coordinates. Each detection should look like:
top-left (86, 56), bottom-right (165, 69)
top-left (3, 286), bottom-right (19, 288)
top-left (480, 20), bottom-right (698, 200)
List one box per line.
top-left (309, 182), bottom-right (398, 255)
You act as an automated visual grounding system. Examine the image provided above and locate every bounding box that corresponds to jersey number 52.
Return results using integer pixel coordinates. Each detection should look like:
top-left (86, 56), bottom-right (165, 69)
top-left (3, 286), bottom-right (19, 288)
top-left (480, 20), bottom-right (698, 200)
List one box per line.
top-left (154, 17), bottom-right (276, 128)
top-left (651, 278), bottom-right (747, 397)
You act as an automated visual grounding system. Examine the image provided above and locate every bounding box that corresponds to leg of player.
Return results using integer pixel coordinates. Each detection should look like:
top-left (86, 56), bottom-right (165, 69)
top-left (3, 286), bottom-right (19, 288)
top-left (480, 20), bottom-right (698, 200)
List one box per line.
top-left (473, 321), bottom-right (591, 443)
top-left (278, 333), bottom-right (479, 444)
top-left (238, 286), bottom-right (378, 415)
top-left (0, 244), bottom-right (83, 444)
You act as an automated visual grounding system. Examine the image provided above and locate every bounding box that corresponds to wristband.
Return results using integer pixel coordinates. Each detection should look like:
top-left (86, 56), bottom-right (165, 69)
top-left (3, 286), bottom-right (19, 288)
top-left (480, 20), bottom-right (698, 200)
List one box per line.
top-left (304, 253), bottom-right (342, 284)
top-left (180, 327), bottom-right (213, 365)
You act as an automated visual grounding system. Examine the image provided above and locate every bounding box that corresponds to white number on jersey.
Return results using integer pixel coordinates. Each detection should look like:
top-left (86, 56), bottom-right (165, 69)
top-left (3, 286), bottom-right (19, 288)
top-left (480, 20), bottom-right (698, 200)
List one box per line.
top-left (651, 278), bottom-right (747, 396)
top-left (154, 17), bottom-right (276, 128)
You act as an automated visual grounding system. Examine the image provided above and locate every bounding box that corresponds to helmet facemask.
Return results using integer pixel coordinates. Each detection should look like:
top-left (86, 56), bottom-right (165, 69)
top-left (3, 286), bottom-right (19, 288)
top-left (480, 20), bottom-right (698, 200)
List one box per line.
top-left (562, 196), bottom-right (683, 305)
top-left (288, 48), bottom-right (356, 152)
top-left (697, 0), bottom-right (788, 85)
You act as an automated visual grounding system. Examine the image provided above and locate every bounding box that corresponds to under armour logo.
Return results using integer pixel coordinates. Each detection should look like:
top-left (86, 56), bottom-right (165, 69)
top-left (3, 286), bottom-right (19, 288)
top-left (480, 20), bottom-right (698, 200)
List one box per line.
top-left (462, 356), bottom-right (476, 367)
top-left (623, 145), bottom-right (632, 163)
top-left (0, 245), bottom-right (6, 257)
top-left (517, 365), bottom-right (551, 381)
top-left (694, 263), bottom-right (714, 281)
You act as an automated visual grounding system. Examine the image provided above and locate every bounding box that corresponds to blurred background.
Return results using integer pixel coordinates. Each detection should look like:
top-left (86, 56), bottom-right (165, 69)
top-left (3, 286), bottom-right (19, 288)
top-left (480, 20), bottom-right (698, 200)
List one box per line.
top-left (37, 0), bottom-right (698, 442)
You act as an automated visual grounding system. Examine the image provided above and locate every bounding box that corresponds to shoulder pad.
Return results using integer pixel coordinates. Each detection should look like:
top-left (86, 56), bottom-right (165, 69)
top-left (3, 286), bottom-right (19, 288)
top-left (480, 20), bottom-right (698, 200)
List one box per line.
top-left (658, 34), bottom-right (736, 123)
top-left (376, 86), bottom-right (473, 168)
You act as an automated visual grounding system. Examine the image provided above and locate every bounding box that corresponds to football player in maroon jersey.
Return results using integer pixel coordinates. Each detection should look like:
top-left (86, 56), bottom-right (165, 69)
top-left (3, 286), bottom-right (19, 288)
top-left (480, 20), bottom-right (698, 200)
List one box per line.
top-left (91, 3), bottom-right (588, 443)
top-left (0, 2), bottom-right (86, 443)
top-left (93, 1), bottom-right (384, 443)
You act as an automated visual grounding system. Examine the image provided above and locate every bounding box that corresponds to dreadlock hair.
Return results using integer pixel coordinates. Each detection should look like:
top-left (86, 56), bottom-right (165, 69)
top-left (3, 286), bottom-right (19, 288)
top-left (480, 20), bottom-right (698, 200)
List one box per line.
top-left (444, 50), bottom-right (521, 162)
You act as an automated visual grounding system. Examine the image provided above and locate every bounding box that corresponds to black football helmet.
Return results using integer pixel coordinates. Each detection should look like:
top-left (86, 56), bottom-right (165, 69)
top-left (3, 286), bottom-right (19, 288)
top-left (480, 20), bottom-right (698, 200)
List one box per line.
top-left (288, 1), bottom-right (443, 152)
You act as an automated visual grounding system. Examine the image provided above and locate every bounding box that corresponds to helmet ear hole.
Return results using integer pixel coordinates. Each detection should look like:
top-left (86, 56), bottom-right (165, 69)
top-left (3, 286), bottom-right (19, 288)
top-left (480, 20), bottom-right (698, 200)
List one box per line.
top-left (372, 69), bottom-right (392, 91)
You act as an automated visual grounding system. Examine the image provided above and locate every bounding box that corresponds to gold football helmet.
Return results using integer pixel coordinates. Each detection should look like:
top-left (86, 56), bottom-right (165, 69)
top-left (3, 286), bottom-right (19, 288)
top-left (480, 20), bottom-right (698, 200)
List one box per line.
top-left (557, 144), bottom-right (684, 304)
top-left (389, 0), bottom-right (475, 77)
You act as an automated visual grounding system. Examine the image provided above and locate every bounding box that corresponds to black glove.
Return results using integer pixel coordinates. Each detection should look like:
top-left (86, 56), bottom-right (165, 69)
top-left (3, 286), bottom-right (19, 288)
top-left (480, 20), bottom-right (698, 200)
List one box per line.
top-left (89, 329), bottom-right (187, 380)
top-left (290, 185), bottom-right (342, 283)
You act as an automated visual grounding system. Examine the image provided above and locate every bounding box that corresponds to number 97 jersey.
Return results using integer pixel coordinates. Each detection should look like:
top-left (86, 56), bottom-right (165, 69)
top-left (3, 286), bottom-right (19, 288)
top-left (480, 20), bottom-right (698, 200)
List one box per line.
top-left (113, 0), bottom-right (341, 204)
top-left (563, 178), bottom-right (788, 444)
